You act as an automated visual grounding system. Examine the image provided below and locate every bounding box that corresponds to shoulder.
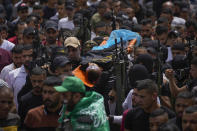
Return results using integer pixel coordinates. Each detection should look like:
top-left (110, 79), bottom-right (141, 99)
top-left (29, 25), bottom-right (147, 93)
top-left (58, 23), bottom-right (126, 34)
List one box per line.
top-left (21, 91), bottom-right (33, 102)
top-left (2, 63), bottom-right (14, 71)
top-left (6, 113), bottom-right (20, 126)
top-left (168, 117), bottom-right (176, 124)
top-left (9, 67), bottom-right (20, 77)
top-left (25, 105), bottom-right (44, 126)
top-left (3, 40), bottom-right (15, 47)
top-left (161, 106), bottom-right (176, 119)
top-left (0, 48), bottom-right (10, 55)
top-left (59, 17), bottom-right (68, 24)
top-left (126, 107), bottom-right (143, 118)
top-left (8, 113), bottom-right (20, 120)
top-left (27, 105), bottom-right (44, 115)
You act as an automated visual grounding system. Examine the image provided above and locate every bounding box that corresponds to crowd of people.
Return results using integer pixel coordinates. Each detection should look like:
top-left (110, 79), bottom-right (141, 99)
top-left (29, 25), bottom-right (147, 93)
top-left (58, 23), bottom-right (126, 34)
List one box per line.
top-left (1, 0), bottom-right (197, 131)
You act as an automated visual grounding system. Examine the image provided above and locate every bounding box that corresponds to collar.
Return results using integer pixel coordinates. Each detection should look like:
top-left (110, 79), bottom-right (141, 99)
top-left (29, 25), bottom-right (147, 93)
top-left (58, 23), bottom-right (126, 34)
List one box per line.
top-left (44, 105), bottom-right (64, 116)
top-left (20, 65), bottom-right (27, 73)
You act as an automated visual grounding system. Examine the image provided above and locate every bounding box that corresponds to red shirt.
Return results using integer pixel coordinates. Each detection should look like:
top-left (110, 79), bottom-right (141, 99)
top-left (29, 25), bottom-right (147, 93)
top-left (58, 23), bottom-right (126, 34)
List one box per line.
top-left (121, 109), bottom-right (129, 131)
top-left (24, 105), bottom-right (61, 129)
top-left (0, 48), bottom-right (12, 71)
top-left (8, 36), bottom-right (18, 45)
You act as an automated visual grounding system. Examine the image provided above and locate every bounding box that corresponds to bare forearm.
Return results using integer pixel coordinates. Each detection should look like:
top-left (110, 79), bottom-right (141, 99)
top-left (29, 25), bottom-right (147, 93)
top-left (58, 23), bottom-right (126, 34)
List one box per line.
top-left (169, 79), bottom-right (187, 97)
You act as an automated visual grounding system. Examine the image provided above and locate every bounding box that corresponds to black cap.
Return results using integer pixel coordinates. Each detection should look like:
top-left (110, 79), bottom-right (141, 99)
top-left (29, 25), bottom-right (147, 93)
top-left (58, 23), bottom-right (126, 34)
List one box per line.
top-left (45, 20), bottom-right (58, 31)
top-left (65, 5), bottom-right (74, 11)
top-left (17, 3), bottom-right (28, 12)
top-left (23, 27), bottom-right (36, 36)
top-left (52, 56), bottom-right (70, 70)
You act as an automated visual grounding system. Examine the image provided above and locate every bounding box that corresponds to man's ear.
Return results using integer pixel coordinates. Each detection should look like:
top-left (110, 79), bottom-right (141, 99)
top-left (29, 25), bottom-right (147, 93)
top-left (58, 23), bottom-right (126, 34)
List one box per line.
top-left (55, 69), bottom-right (59, 76)
top-left (152, 92), bottom-right (157, 101)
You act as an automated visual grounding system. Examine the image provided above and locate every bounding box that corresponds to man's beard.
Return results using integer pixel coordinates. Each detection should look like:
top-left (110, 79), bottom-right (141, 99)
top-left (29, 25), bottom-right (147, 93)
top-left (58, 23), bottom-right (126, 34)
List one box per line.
top-left (44, 98), bottom-right (60, 109)
top-left (67, 100), bottom-right (76, 112)
top-left (33, 86), bottom-right (42, 95)
top-left (24, 61), bottom-right (31, 69)
top-left (14, 63), bottom-right (21, 68)
top-left (47, 38), bottom-right (56, 45)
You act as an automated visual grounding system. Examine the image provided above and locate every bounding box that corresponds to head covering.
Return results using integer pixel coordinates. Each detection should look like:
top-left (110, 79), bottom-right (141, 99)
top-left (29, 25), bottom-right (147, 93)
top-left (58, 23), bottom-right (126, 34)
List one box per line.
top-left (64, 37), bottom-right (80, 48)
top-left (54, 76), bottom-right (86, 93)
top-left (135, 54), bottom-right (153, 74)
top-left (129, 64), bottom-right (149, 87)
top-left (23, 27), bottom-right (36, 36)
top-left (51, 56), bottom-right (70, 72)
top-left (45, 20), bottom-right (58, 31)
top-left (17, 3), bottom-right (28, 12)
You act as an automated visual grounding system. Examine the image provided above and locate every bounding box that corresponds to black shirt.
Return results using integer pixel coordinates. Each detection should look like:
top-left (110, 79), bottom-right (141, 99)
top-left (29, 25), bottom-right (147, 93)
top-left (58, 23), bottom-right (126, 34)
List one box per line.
top-left (125, 106), bottom-right (175, 131)
top-left (18, 91), bottom-right (43, 126)
top-left (43, 6), bottom-right (56, 20)
top-left (168, 117), bottom-right (182, 131)
top-left (125, 107), bottom-right (150, 131)
top-left (187, 79), bottom-right (197, 91)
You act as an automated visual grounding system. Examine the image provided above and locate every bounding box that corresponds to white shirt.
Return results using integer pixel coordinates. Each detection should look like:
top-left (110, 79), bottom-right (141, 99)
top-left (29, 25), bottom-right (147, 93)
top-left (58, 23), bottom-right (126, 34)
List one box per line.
top-left (87, 0), bottom-right (101, 6)
top-left (58, 17), bottom-right (75, 30)
top-left (0, 40), bottom-right (15, 52)
top-left (108, 101), bottom-right (116, 115)
top-left (171, 16), bottom-right (186, 27)
top-left (166, 47), bottom-right (173, 62)
top-left (50, 12), bottom-right (60, 24)
top-left (7, 65), bottom-right (27, 111)
top-left (0, 63), bottom-right (15, 82)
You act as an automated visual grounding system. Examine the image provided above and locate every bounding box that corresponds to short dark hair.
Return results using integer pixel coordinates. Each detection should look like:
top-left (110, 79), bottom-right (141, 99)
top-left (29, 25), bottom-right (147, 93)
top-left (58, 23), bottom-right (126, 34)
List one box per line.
top-left (26, 13), bottom-right (40, 24)
top-left (156, 25), bottom-right (168, 36)
top-left (158, 17), bottom-right (168, 25)
top-left (11, 45), bottom-right (23, 54)
top-left (23, 44), bottom-right (33, 50)
top-left (176, 91), bottom-right (194, 100)
top-left (191, 57), bottom-right (197, 66)
top-left (150, 108), bottom-right (168, 118)
top-left (185, 105), bottom-right (197, 114)
top-left (95, 21), bottom-right (106, 29)
top-left (146, 9), bottom-right (156, 18)
top-left (141, 18), bottom-right (152, 25)
top-left (16, 21), bottom-right (27, 31)
top-left (98, 1), bottom-right (107, 9)
top-left (33, 4), bottom-right (43, 10)
top-left (161, 8), bottom-right (173, 16)
top-left (57, 0), bottom-right (64, 5)
top-left (136, 79), bottom-right (158, 94)
top-left (0, 24), bottom-right (8, 32)
top-left (43, 76), bottom-right (62, 86)
top-left (30, 66), bottom-right (46, 76)
top-left (158, 123), bottom-right (180, 131)
top-left (185, 19), bottom-right (197, 30)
